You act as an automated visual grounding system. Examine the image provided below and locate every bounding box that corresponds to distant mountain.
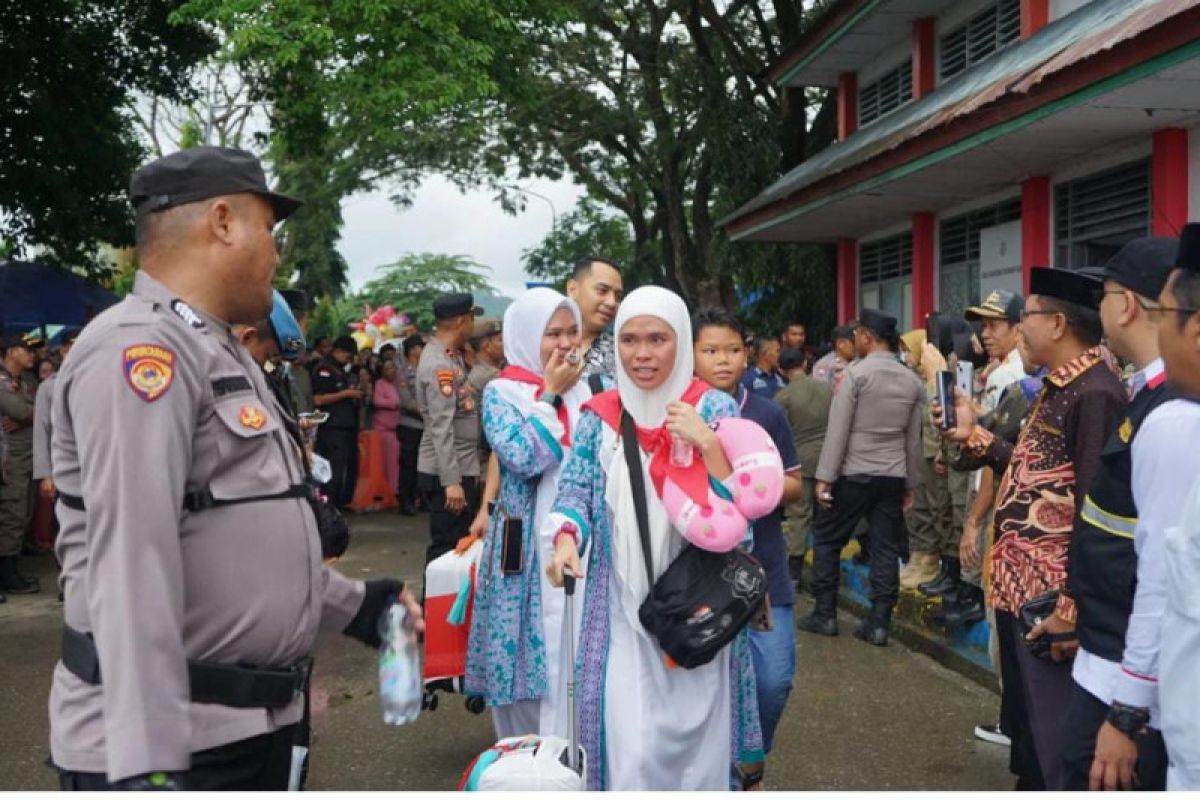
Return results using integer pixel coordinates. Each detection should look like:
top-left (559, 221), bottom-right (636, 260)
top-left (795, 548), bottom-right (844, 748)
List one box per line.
top-left (476, 290), bottom-right (513, 319)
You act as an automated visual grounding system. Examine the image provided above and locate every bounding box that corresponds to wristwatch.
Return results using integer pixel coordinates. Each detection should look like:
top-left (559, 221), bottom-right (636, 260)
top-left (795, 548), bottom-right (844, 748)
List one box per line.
top-left (539, 391), bottom-right (563, 409)
top-left (1106, 701), bottom-right (1151, 738)
top-left (735, 764), bottom-right (764, 790)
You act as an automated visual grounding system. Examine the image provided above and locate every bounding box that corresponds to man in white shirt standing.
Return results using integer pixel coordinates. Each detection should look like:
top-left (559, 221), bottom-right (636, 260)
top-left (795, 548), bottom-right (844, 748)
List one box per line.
top-left (1057, 236), bottom-right (1183, 790)
top-left (1155, 224), bottom-right (1200, 790)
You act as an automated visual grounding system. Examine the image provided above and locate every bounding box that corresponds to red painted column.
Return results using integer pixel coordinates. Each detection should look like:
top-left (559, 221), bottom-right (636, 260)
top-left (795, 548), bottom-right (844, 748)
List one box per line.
top-left (912, 18), bottom-right (936, 100)
top-left (837, 72), bottom-right (858, 141)
top-left (911, 213), bottom-right (936, 325)
top-left (1020, 0), bottom-right (1049, 39)
top-left (1021, 176), bottom-right (1052, 293)
top-left (1152, 128), bottom-right (1189, 236)
top-left (837, 238), bottom-right (858, 324)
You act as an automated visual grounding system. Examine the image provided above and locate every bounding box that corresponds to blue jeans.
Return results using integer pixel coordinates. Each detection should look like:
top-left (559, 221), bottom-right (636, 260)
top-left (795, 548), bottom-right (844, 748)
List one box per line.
top-left (748, 604), bottom-right (796, 754)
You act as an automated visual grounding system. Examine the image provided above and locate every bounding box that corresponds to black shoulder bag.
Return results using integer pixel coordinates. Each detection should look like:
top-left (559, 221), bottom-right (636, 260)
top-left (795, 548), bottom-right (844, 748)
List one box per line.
top-left (620, 411), bottom-right (767, 669)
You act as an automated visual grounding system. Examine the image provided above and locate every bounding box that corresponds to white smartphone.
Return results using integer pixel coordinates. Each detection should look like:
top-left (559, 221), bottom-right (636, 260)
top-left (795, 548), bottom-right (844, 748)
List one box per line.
top-left (955, 361), bottom-right (974, 397)
top-left (298, 411), bottom-right (330, 425)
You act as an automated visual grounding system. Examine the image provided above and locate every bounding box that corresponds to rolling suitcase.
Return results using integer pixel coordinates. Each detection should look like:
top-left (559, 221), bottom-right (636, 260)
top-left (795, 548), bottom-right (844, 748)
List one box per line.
top-left (458, 570), bottom-right (586, 790)
top-left (422, 539), bottom-right (487, 714)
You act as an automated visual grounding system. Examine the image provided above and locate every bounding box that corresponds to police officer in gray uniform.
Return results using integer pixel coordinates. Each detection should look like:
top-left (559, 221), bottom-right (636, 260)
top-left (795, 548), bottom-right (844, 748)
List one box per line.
top-left (416, 294), bottom-right (482, 566)
top-left (798, 308), bottom-right (925, 646)
top-left (0, 334), bottom-right (39, 597)
top-left (47, 147), bottom-right (423, 791)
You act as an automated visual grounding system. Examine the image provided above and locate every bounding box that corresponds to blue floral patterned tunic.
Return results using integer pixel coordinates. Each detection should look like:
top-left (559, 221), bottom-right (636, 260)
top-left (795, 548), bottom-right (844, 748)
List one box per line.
top-left (464, 384), bottom-right (566, 707)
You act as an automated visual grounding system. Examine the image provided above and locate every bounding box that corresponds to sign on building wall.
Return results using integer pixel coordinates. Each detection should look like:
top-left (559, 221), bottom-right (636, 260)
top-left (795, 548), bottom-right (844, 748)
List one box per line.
top-left (979, 221), bottom-right (1022, 297)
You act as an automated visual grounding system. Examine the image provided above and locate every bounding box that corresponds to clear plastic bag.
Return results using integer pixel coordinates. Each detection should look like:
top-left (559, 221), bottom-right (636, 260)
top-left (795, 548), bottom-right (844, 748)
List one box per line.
top-left (379, 602), bottom-right (422, 725)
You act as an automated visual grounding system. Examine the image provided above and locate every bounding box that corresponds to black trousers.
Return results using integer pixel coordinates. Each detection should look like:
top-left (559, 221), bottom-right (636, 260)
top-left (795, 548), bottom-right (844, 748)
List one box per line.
top-left (809, 475), bottom-right (907, 618)
top-left (995, 609), bottom-right (1047, 789)
top-left (316, 427), bottom-right (359, 507)
top-left (398, 426), bottom-right (423, 510)
top-left (1062, 680), bottom-right (1168, 790)
top-left (418, 473), bottom-right (480, 568)
top-left (56, 724), bottom-right (298, 791)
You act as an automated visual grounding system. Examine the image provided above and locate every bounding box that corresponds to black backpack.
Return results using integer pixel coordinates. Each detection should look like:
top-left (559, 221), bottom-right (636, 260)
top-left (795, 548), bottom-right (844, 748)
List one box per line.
top-left (619, 410), bottom-right (767, 669)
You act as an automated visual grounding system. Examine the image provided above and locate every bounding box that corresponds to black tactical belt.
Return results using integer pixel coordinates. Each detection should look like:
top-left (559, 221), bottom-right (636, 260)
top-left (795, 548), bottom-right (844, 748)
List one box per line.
top-left (61, 626), bottom-right (310, 710)
top-left (57, 483), bottom-right (311, 513)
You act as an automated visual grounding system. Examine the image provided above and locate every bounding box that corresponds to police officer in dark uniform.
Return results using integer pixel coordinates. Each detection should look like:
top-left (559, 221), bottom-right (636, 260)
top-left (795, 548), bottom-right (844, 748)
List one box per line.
top-left (416, 293), bottom-right (482, 566)
top-left (312, 336), bottom-right (363, 506)
top-left (47, 146), bottom-right (422, 790)
top-left (1059, 237), bottom-right (1180, 790)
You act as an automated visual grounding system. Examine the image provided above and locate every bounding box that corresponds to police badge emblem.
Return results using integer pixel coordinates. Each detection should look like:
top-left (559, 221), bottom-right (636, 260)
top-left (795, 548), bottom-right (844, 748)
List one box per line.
top-left (122, 344), bottom-right (175, 402)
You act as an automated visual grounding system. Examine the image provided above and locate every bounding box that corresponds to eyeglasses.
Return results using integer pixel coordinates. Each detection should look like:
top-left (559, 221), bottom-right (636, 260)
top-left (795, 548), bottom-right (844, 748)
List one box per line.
top-left (1019, 309), bottom-right (1060, 321)
top-left (1142, 302), bottom-right (1200, 318)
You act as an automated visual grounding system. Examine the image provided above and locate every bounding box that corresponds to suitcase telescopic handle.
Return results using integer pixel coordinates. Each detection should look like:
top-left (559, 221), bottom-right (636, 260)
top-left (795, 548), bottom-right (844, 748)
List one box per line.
top-left (562, 567), bottom-right (580, 775)
top-left (563, 568), bottom-right (576, 597)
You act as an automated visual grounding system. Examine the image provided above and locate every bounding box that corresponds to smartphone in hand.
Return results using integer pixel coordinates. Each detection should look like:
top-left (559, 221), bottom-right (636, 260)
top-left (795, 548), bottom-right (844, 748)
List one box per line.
top-left (936, 370), bottom-right (957, 431)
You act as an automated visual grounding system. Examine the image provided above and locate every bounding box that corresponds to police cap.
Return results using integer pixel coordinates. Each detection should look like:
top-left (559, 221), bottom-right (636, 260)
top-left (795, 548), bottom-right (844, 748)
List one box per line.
top-left (433, 293), bottom-right (483, 321)
top-left (850, 308), bottom-right (898, 341)
top-left (1175, 222), bottom-right (1200, 275)
top-left (129, 146), bottom-right (303, 222)
top-left (1098, 237), bottom-right (1178, 300)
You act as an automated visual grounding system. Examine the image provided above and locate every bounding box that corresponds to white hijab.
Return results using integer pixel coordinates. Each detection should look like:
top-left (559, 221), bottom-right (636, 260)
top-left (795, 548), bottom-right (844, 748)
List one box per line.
top-left (604, 286), bottom-right (697, 627)
top-left (490, 288), bottom-right (589, 529)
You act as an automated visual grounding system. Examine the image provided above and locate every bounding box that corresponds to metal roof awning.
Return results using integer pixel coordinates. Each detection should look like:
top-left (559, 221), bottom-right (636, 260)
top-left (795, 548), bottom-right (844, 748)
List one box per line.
top-left (724, 0), bottom-right (1200, 242)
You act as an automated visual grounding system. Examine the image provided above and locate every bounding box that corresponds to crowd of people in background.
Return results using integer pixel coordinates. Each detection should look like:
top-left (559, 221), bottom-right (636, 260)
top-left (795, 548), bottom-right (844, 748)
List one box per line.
top-left (8, 148), bottom-right (1200, 792)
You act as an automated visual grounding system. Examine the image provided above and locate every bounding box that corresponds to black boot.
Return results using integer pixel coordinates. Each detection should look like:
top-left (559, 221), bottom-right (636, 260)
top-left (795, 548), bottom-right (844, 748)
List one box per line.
top-left (936, 583), bottom-right (985, 628)
top-left (797, 612), bottom-right (838, 636)
top-left (0, 556), bottom-right (40, 594)
top-left (853, 603), bottom-right (891, 646)
top-left (919, 556), bottom-right (960, 597)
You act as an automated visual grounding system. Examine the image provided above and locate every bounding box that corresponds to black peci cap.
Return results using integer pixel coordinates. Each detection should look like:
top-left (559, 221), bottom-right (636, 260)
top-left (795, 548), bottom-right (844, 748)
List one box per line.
top-left (1099, 237), bottom-right (1178, 300)
top-left (1029, 267), bottom-right (1103, 308)
top-left (433, 293), bottom-right (483, 321)
top-left (851, 308), bottom-right (898, 341)
top-left (129, 146), bottom-right (302, 222)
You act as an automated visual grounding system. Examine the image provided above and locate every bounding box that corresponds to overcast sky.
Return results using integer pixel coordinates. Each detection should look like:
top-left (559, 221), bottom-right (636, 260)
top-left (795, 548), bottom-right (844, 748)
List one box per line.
top-left (338, 176), bottom-right (586, 298)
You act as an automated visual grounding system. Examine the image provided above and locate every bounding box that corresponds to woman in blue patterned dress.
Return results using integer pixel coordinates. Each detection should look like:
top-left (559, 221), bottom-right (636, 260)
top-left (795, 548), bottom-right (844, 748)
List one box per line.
top-left (543, 286), bottom-right (763, 790)
top-left (464, 287), bottom-right (592, 740)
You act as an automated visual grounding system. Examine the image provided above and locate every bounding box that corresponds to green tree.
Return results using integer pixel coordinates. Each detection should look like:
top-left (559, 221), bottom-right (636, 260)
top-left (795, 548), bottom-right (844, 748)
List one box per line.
top-left (520, 198), bottom-right (635, 287)
top-left (355, 252), bottom-right (494, 331)
top-left (0, 0), bottom-right (214, 270)
top-left (176, 0), bottom-right (523, 298)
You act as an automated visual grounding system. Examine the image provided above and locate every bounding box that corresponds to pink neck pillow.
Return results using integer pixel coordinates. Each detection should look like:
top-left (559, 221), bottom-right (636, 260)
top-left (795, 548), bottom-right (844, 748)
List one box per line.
top-left (660, 417), bottom-right (785, 553)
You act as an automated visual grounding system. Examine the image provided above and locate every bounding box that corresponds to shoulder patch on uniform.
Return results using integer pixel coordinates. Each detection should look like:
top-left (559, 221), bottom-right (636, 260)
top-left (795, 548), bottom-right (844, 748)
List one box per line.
top-left (238, 404), bottom-right (268, 430)
top-left (122, 344), bottom-right (175, 402)
top-left (169, 299), bottom-right (205, 329)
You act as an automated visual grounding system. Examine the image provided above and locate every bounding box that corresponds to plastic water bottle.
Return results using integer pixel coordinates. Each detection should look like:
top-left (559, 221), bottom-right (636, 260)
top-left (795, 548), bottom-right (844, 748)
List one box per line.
top-left (379, 602), bottom-right (422, 725)
top-left (670, 434), bottom-right (694, 468)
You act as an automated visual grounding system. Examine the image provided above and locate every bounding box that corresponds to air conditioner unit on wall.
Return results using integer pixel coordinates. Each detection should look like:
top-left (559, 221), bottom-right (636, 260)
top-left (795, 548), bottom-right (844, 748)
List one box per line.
top-left (979, 221), bottom-right (1022, 297)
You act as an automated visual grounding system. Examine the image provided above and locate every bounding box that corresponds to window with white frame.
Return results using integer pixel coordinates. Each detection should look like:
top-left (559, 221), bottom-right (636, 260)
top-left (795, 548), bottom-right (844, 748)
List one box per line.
top-left (939, 0), bottom-right (1021, 80)
top-left (939, 198), bottom-right (1021, 316)
top-left (1054, 159), bottom-right (1150, 269)
top-left (859, 61), bottom-right (913, 126)
top-left (859, 232), bottom-right (913, 331)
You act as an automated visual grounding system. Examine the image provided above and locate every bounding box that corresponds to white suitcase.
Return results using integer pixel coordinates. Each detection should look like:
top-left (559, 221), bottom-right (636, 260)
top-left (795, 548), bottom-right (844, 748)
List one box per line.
top-left (458, 571), bottom-right (586, 791)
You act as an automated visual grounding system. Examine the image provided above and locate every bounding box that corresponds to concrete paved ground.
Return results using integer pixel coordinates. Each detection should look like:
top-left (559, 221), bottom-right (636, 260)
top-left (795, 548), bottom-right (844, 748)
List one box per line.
top-left (0, 512), bottom-right (1013, 791)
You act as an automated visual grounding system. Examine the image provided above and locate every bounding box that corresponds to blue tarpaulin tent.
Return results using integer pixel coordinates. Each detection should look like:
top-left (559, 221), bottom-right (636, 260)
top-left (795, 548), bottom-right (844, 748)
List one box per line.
top-left (0, 260), bottom-right (119, 333)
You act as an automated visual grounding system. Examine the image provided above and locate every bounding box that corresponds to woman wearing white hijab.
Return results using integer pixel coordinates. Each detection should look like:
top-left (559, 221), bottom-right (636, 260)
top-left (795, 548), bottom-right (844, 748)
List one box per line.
top-left (544, 286), bottom-right (764, 790)
top-left (464, 287), bottom-right (593, 740)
